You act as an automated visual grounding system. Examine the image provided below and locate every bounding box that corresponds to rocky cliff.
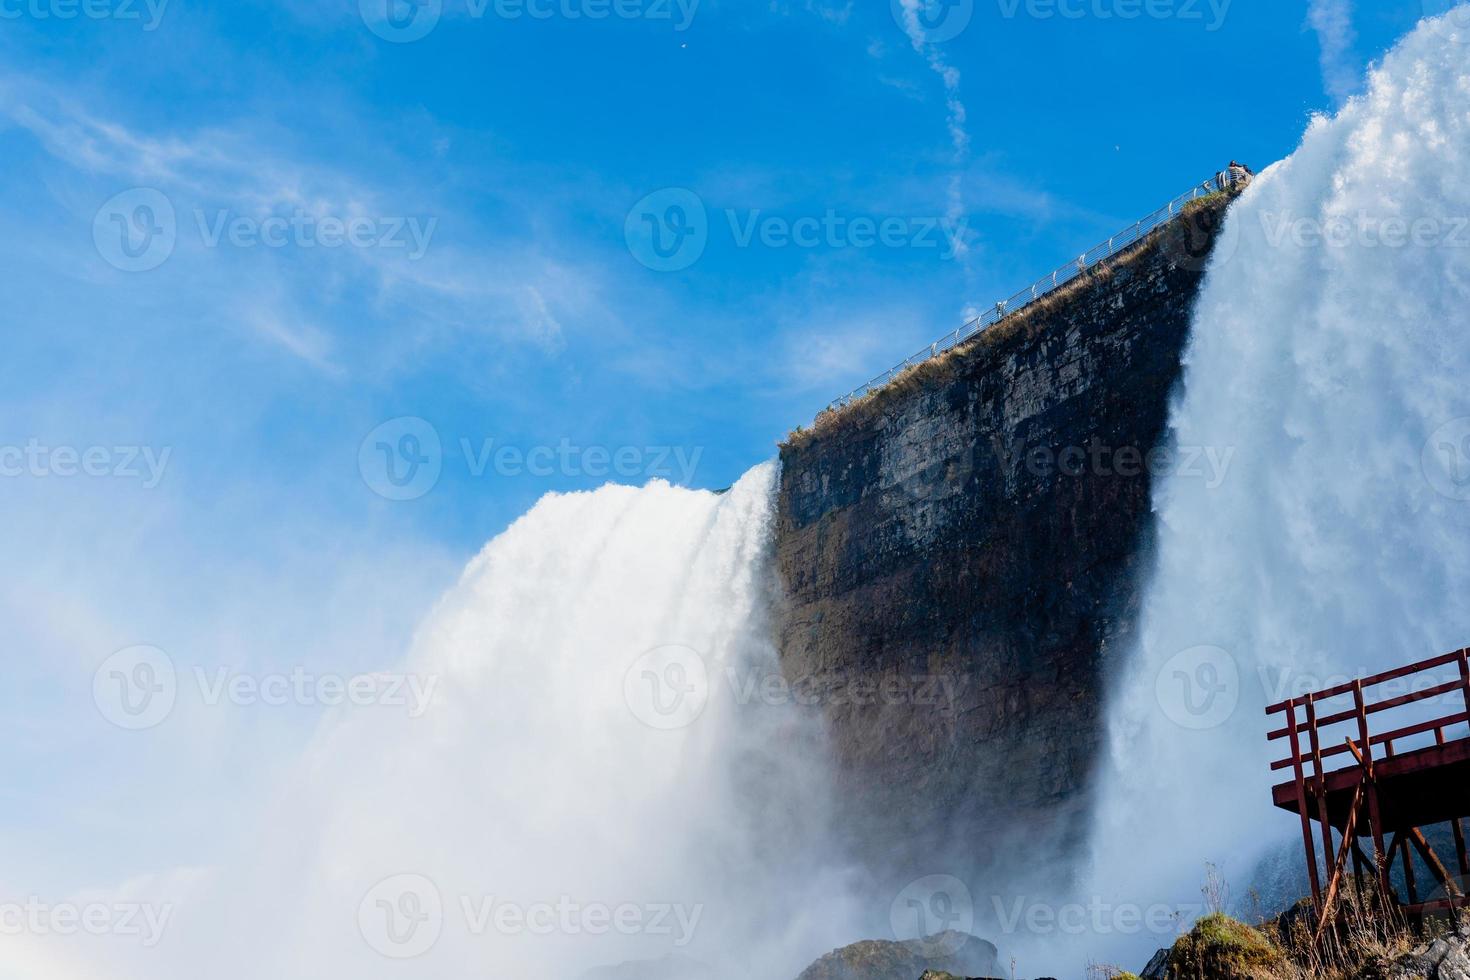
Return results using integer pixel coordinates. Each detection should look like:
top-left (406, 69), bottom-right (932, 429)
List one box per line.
top-left (773, 195), bottom-right (1236, 880)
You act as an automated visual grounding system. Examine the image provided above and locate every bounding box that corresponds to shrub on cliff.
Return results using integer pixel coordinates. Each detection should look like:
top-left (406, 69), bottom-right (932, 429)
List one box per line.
top-left (1167, 913), bottom-right (1294, 979)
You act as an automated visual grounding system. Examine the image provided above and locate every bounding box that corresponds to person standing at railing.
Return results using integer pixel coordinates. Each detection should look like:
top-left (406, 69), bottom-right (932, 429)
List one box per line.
top-left (1227, 160), bottom-right (1254, 189)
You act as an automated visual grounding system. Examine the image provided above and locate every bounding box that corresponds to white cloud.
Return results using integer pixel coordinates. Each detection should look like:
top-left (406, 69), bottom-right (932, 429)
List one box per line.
top-left (1307, 0), bottom-right (1361, 107)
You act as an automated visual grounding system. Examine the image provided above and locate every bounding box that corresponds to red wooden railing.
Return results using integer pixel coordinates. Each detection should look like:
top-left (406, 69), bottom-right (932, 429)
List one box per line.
top-left (1267, 648), bottom-right (1470, 776)
top-left (1264, 646), bottom-right (1470, 916)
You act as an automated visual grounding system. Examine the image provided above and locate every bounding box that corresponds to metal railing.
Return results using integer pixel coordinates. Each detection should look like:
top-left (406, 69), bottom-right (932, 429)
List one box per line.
top-left (822, 172), bottom-right (1239, 414)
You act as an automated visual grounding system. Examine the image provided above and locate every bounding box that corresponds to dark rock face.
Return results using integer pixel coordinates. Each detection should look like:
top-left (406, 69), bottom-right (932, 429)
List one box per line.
top-left (773, 202), bottom-right (1232, 880)
top-left (795, 932), bottom-right (1000, 980)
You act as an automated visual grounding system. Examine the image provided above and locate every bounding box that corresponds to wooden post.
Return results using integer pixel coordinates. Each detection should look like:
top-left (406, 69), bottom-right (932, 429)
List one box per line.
top-left (1354, 680), bottom-right (1391, 897)
top-left (1306, 693), bottom-right (1336, 881)
top-left (1286, 700), bottom-right (1323, 906)
top-left (1406, 827), bottom-right (1463, 899)
top-left (1315, 767), bottom-right (1365, 941)
top-left (1459, 649), bottom-right (1470, 743)
top-left (1402, 835), bottom-right (1419, 906)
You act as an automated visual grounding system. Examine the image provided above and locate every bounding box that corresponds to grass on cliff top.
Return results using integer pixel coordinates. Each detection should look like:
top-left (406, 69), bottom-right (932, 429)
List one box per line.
top-left (1168, 913), bottom-right (1293, 979)
top-left (782, 191), bottom-right (1234, 453)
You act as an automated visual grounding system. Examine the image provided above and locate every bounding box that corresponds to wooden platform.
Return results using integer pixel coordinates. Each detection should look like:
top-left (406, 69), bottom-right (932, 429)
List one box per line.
top-left (1272, 735), bottom-right (1470, 834)
top-left (1264, 647), bottom-right (1470, 925)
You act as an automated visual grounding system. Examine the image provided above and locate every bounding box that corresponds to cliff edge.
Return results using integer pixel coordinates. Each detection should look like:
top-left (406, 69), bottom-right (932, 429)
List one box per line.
top-left (773, 194), bottom-right (1238, 879)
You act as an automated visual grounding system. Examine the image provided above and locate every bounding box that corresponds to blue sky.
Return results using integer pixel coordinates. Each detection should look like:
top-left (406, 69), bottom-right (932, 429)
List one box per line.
top-left (0, 0), bottom-right (1447, 916)
top-left (0, 0), bottom-right (1432, 540)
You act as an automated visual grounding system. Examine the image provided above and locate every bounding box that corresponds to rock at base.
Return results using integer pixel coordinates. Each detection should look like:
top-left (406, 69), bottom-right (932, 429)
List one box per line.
top-left (795, 932), bottom-right (1000, 980)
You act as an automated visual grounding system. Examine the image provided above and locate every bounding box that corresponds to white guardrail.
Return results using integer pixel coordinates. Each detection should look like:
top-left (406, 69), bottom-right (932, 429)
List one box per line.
top-left (823, 171), bottom-right (1242, 414)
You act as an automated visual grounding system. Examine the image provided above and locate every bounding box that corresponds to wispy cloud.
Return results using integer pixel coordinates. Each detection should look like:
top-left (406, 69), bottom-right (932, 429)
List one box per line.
top-left (894, 0), bottom-right (971, 255)
top-left (0, 70), bottom-right (599, 375)
top-left (1307, 0), bottom-right (1361, 107)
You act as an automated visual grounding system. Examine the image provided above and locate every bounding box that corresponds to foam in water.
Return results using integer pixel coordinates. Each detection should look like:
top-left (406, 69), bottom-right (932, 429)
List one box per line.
top-left (60, 462), bottom-right (860, 980)
top-left (1080, 10), bottom-right (1470, 972)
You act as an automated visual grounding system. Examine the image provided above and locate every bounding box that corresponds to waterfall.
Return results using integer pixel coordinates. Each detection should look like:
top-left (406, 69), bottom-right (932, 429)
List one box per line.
top-left (1082, 9), bottom-right (1470, 971)
top-left (109, 462), bottom-right (860, 979)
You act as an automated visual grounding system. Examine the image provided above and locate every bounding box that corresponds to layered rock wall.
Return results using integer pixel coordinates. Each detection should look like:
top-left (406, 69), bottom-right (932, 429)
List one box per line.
top-left (773, 198), bottom-right (1233, 871)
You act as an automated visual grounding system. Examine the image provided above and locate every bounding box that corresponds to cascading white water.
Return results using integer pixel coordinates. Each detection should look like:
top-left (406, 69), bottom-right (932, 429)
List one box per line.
top-left (25, 18), bottom-right (1470, 980)
top-left (89, 462), bottom-right (862, 980)
top-left (1080, 10), bottom-right (1470, 972)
